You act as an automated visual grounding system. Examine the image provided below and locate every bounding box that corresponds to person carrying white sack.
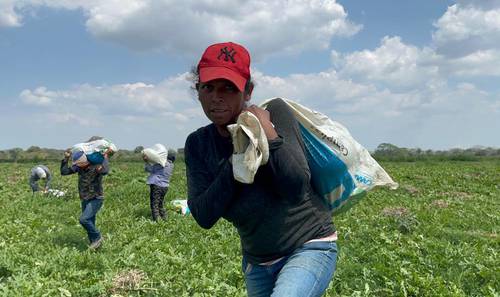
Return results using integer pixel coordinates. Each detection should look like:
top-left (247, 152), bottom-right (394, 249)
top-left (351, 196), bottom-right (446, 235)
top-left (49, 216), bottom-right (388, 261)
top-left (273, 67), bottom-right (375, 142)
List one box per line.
top-left (29, 165), bottom-right (52, 194)
top-left (142, 145), bottom-right (176, 221)
top-left (61, 137), bottom-right (111, 250)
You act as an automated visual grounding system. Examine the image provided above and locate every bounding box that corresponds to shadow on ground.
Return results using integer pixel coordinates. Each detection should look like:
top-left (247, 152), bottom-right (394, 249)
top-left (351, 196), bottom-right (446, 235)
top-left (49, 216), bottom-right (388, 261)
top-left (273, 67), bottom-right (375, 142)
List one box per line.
top-left (0, 266), bottom-right (13, 283)
top-left (52, 231), bottom-right (88, 251)
top-left (133, 208), bottom-right (152, 220)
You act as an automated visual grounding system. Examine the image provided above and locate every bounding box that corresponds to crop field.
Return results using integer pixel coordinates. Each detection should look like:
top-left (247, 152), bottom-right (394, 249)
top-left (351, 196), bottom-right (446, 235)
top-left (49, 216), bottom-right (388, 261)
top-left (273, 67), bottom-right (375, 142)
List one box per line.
top-left (0, 160), bottom-right (498, 296)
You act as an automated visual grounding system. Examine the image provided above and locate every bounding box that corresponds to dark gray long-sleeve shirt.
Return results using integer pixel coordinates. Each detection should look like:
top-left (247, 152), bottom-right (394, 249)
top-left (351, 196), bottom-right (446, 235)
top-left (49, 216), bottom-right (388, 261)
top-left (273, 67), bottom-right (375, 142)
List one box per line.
top-left (60, 158), bottom-right (109, 200)
top-left (185, 98), bottom-right (335, 264)
top-left (29, 165), bottom-right (52, 192)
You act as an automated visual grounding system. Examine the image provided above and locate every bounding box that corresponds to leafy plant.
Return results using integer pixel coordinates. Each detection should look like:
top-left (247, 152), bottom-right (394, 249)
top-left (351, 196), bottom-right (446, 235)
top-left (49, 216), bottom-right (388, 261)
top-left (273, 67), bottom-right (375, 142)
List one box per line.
top-left (0, 160), bottom-right (498, 296)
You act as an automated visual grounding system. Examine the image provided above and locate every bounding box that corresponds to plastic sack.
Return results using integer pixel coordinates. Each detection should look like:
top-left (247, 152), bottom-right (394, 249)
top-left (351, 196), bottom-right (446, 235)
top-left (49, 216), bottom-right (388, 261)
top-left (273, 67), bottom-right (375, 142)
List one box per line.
top-left (142, 144), bottom-right (168, 167)
top-left (171, 199), bottom-right (190, 215)
top-left (260, 98), bottom-right (398, 215)
top-left (72, 139), bottom-right (117, 166)
top-left (72, 139), bottom-right (117, 155)
top-left (227, 111), bottom-right (269, 184)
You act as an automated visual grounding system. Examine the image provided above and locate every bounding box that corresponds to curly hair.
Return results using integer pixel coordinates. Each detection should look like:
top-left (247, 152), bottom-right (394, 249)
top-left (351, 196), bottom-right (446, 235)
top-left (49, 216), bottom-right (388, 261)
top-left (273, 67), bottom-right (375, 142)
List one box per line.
top-left (189, 66), bottom-right (254, 95)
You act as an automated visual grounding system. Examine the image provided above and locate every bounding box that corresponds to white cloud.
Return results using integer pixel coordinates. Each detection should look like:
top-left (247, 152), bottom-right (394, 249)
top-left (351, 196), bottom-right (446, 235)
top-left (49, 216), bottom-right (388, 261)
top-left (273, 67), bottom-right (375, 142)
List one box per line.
top-left (16, 72), bottom-right (208, 149)
top-left (253, 68), bottom-right (433, 119)
top-left (20, 87), bottom-right (56, 106)
top-left (85, 0), bottom-right (362, 57)
top-left (493, 96), bottom-right (500, 113)
top-left (456, 0), bottom-right (500, 11)
top-left (253, 69), bottom-right (379, 109)
top-left (19, 73), bottom-right (197, 122)
top-left (252, 68), bottom-right (499, 149)
top-left (0, 0), bottom-right (21, 27)
top-left (329, 33), bottom-right (500, 93)
top-left (0, 0), bottom-right (97, 27)
top-left (332, 36), bottom-right (441, 89)
top-left (14, 61), bottom-right (500, 150)
top-left (0, 0), bottom-right (361, 58)
top-left (6, 0), bottom-right (500, 150)
top-left (431, 3), bottom-right (500, 77)
top-left (433, 3), bottom-right (500, 57)
top-left (48, 112), bottom-right (97, 126)
top-left (442, 49), bottom-right (500, 76)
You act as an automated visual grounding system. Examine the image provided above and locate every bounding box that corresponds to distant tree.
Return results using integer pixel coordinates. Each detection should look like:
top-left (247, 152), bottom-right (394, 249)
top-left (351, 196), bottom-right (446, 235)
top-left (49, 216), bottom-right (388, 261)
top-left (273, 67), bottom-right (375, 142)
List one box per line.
top-left (0, 150), bottom-right (8, 161)
top-left (134, 146), bottom-right (144, 154)
top-left (8, 148), bottom-right (23, 162)
top-left (375, 143), bottom-right (400, 153)
top-left (26, 146), bottom-right (42, 153)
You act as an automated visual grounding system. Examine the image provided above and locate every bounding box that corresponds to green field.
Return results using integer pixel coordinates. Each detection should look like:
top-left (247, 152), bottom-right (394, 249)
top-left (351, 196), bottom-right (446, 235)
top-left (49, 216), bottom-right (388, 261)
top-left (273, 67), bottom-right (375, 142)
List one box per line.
top-left (0, 160), bottom-right (498, 296)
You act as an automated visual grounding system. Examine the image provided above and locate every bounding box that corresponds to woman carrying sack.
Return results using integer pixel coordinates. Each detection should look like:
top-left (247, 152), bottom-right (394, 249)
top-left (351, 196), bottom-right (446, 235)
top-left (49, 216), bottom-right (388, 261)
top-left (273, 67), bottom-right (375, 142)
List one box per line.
top-left (185, 42), bottom-right (338, 297)
top-left (143, 146), bottom-right (176, 221)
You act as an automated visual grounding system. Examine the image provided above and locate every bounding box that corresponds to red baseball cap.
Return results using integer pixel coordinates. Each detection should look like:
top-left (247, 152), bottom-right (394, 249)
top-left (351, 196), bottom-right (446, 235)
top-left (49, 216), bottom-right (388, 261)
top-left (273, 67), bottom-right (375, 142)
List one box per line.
top-left (197, 42), bottom-right (251, 92)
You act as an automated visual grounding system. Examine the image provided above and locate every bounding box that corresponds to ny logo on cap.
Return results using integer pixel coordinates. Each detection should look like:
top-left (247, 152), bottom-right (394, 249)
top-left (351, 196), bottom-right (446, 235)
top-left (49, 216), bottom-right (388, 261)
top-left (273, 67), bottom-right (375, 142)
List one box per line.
top-left (217, 47), bottom-right (236, 63)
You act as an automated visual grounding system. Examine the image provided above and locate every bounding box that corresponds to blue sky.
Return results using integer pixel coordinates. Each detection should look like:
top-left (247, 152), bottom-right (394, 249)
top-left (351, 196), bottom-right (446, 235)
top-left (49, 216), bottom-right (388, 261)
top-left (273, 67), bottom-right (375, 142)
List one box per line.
top-left (1, 0), bottom-right (499, 151)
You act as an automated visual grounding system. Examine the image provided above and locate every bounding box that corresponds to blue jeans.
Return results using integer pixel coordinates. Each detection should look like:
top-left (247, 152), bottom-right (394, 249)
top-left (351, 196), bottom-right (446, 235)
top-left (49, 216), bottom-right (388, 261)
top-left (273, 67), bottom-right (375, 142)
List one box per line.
top-left (79, 198), bottom-right (103, 243)
top-left (242, 241), bottom-right (338, 297)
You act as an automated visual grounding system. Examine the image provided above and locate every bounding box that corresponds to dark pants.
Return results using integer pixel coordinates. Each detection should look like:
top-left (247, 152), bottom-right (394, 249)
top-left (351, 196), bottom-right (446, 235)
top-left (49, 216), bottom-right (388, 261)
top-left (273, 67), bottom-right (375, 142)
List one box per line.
top-left (80, 198), bottom-right (103, 243)
top-left (150, 184), bottom-right (168, 221)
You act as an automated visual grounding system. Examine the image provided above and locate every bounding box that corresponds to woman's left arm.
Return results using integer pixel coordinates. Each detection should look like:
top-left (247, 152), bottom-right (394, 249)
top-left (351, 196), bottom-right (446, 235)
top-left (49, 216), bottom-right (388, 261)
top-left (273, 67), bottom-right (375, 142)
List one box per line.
top-left (266, 139), bottom-right (310, 203)
top-left (246, 104), bottom-right (310, 202)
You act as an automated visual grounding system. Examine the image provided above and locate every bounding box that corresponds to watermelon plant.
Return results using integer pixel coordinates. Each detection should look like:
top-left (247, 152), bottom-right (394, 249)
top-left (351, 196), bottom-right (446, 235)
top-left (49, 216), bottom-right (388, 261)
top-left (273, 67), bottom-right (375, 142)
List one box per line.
top-left (0, 160), bottom-right (498, 296)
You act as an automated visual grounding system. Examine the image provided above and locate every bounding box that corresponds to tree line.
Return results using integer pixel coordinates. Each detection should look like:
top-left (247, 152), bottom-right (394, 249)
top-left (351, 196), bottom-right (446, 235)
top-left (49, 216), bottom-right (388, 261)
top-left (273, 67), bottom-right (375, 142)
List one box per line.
top-left (371, 143), bottom-right (500, 161)
top-left (0, 144), bottom-right (498, 163)
top-left (0, 146), bottom-right (185, 163)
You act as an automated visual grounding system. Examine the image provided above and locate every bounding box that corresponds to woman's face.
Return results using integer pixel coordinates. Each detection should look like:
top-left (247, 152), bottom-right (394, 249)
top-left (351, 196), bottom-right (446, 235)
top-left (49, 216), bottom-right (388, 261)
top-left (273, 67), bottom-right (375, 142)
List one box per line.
top-left (198, 78), bottom-right (251, 136)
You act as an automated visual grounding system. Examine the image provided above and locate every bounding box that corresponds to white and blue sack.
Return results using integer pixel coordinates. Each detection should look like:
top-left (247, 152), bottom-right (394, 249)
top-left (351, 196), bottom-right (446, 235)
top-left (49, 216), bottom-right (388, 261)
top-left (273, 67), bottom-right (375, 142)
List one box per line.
top-left (260, 98), bottom-right (398, 215)
top-left (71, 139), bottom-right (117, 166)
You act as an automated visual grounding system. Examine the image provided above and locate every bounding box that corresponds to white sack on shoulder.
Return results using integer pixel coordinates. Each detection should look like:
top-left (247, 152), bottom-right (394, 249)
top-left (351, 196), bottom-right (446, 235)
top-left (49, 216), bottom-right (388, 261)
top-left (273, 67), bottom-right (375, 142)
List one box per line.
top-left (72, 139), bottom-right (117, 155)
top-left (260, 97), bottom-right (398, 214)
top-left (227, 111), bottom-right (269, 184)
top-left (142, 143), bottom-right (168, 167)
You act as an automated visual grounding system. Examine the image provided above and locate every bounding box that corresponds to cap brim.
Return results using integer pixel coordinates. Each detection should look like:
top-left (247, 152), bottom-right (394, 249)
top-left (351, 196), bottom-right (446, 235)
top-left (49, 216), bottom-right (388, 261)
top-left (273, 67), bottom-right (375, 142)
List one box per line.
top-left (199, 67), bottom-right (247, 92)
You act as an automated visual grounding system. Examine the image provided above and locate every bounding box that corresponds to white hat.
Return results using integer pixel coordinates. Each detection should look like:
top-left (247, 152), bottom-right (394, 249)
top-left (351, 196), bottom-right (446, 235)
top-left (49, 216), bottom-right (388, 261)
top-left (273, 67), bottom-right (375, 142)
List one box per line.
top-left (35, 167), bottom-right (46, 179)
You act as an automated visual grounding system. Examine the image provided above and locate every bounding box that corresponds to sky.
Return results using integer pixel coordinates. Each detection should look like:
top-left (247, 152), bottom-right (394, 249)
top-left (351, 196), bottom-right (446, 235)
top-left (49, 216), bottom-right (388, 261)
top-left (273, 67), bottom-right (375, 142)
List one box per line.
top-left (1, 0), bottom-right (499, 151)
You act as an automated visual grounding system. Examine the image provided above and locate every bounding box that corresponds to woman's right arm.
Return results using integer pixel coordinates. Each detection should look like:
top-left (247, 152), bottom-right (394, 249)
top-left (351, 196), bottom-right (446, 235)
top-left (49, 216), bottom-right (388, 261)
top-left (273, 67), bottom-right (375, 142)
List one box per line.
top-left (60, 158), bottom-right (76, 175)
top-left (185, 134), bottom-right (236, 229)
